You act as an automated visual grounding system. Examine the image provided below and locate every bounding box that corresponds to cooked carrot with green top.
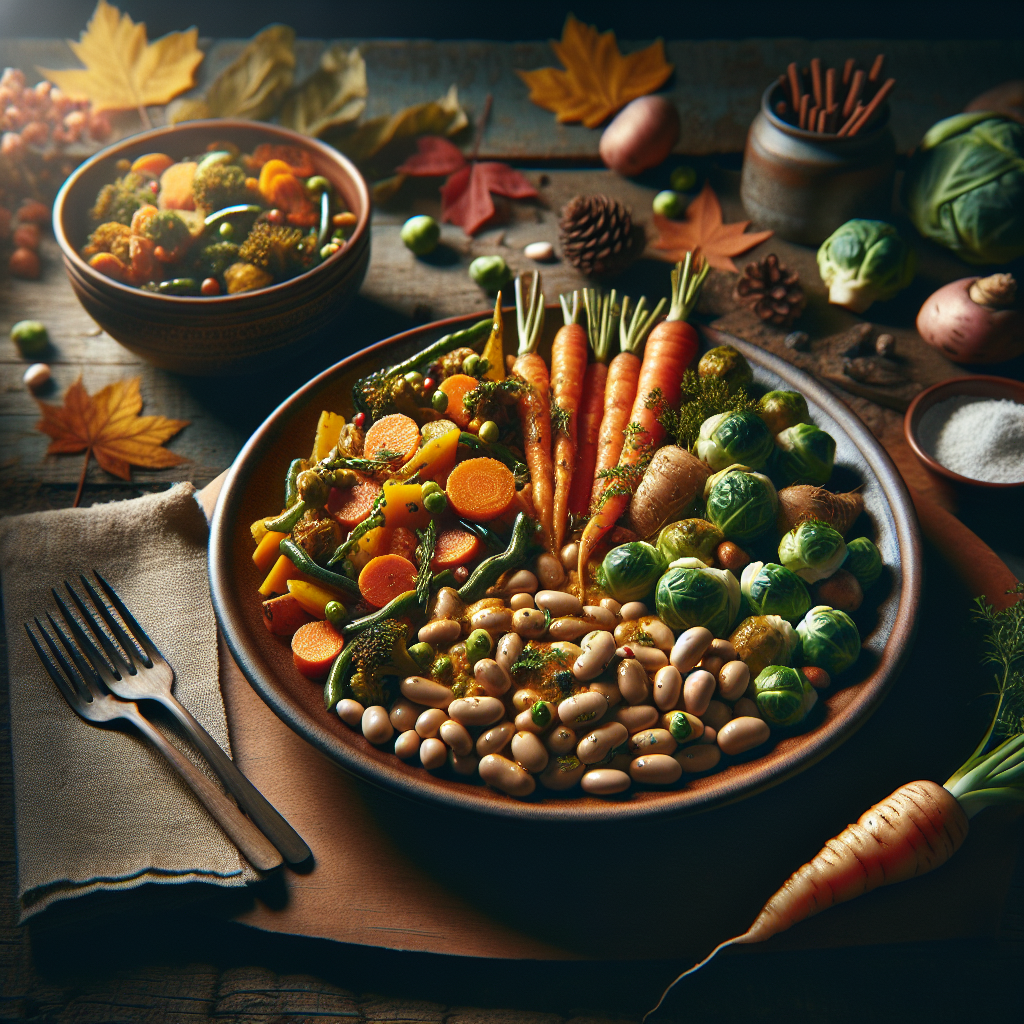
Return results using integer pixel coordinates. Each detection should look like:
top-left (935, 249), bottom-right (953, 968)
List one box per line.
top-left (358, 553), bottom-right (418, 608)
top-left (513, 272), bottom-right (554, 549)
top-left (579, 255), bottom-right (707, 587)
top-left (363, 413), bottom-right (421, 463)
top-left (327, 474), bottom-right (382, 530)
top-left (291, 619), bottom-right (346, 679)
top-left (438, 374), bottom-right (482, 429)
top-left (430, 525), bottom-right (483, 569)
top-left (446, 457), bottom-right (516, 522)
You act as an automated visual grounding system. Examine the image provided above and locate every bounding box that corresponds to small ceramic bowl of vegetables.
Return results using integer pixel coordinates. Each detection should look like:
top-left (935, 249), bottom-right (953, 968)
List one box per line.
top-left (53, 119), bottom-right (370, 376)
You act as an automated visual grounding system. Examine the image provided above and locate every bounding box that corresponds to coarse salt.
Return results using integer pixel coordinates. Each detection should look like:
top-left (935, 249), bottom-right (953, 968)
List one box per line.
top-left (917, 396), bottom-right (1024, 484)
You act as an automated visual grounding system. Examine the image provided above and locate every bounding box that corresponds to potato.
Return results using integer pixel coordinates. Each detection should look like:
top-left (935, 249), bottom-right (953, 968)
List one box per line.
top-left (599, 96), bottom-right (681, 177)
top-left (627, 446), bottom-right (709, 539)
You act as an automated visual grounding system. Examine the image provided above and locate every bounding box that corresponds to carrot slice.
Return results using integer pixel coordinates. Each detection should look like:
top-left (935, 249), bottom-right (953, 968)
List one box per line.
top-left (358, 554), bottom-right (418, 608)
top-left (363, 413), bottom-right (421, 463)
top-left (430, 526), bottom-right (483, 570)
top-left (327, 474), bottom-right (383, 530)
top-left (446, 457), bottom-right (516, 523)
top-left (262, 593), bottom-right (313, 635)
top-left (291, 620), bottom-right (345, 679)
top-left (438, 374), bottom-right (480, 429)
top-left (388, 525), bottom-right (419, 562)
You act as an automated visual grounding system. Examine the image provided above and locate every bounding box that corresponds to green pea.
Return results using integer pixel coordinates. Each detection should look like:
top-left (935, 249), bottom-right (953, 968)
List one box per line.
top-left (462, 354), bottom-right (481, 376)
top-left (10, 319), bottom-right (49, 357)
top-left (421, 480), bottom-right (443, 498)
top-left (218, 221), bottom-right (234, 239)
top-left (423, 490), bottom-right (448, 515)
top-left (667, 711), bottom-right (692, 743)
top-left (408, 641), bottom-right (434, 670)
top-left (404, 370), bottom-right (425, 387)
top-left (653, 190), bottom-right (684, 218)
top-left (478, 420), bottom-right (499, 444)
top-left (400, 214), bottom-right (441, 256)
top-left (324, 601), bottom-right (346, 627)
top-left (465, 628), bottom-right (492, 665)
top-left (305, 175), bottom-right (332, 196)
top-left (431, 390), bottom-right (449, 412)
top-left (669, 165), bottom-right (697, 192)
top-left (530, 700), bottom-right (552, 728)
top-left (468, 255), bottom-right (511, 293)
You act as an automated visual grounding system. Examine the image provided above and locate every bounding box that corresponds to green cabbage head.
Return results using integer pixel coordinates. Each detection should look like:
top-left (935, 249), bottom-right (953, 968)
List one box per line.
top-left (816, 219), bottom-right (915, 313)
top-left (903, 113), bottom-right (1024, 265)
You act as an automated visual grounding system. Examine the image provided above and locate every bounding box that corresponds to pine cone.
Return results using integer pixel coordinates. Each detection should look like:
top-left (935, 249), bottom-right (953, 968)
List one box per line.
top-left (733, 253), bottom-right (805, 328)
top-left (558, 194), bottom-right (636, 276)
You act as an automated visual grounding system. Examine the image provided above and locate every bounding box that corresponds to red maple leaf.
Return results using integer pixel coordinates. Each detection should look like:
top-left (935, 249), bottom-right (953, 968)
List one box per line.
top-left (395, 136), bottom-right (467, 177)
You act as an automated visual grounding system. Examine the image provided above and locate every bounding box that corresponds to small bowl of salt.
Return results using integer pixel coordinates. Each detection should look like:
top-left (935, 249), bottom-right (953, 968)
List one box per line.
top-left (905, 376), bottom-right (1024, 489)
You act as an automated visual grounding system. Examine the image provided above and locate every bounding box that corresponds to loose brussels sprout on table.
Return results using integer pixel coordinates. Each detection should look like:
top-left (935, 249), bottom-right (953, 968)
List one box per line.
top-left (697, 410), bottom-right (774, 472)
top-left (754, 665), bottom-right (818, 727)
top-left (704, 466), bottom-right (779, 543)
top-left (598, 541), bottom-right (667, 603)
top-left (729, 614), bottom-right (800, 679)
top-left (797, 605), bottom-right (861, 675)
top-left (770, 422), bottom-right (836, 488)
top-left (657, 518), bottom-right (724, 566)
top-left (816, 219), bottom-right (916, 313)
top-left (698, 345), bottom-right (754, 394)
top-left (778, 518), bottom-right (847, 583)
top-left (758, 390), bottom-right (810, 436)
top-left (844, 537), bottom-right (883, 588)
top-left (741, 561), bottom-right (811, 623)
top-left (655, 557), bottom-right (741, 638)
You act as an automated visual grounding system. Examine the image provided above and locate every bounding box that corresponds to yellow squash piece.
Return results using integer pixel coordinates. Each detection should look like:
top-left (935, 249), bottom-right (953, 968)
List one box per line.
top-left (311, 410), bottom-right (346, 463)
top-left (258, 554), bottom-right (305, 597)
top-left (286, 579), bottom-right (341, 618)
top-left (398, 426), bottom-right (460, 483)
top-left (349, 525), bottom-right (393, 573)
top-left (481, 292), bottom-right (505, 381)
top-left (381, 480), bottom-right (431, 530)
top-left (252, 530), bottom-right (287, 573)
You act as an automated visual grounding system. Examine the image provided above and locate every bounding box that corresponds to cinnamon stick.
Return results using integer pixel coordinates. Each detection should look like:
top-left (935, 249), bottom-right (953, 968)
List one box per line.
top-left (847, 77), bottom-right (895, 136)
top-left (817, 107), bottom-right (828, 133)
top-left (837, 102), bottom-right (864, 136)
top-left (825, 66), bottom-right (836, 112)
top-left (787, 62), bottom-right (803, 108)
top-left (842, 57), bottom-right (855, 86)
top-left (798, 93), bottom-right (810, 129)
top-left (776, 100), bottom-right (790, 119)
top-left (843, 69), bottom-right (865, 118)
top-left (806, 102), bottom-right (819, 132)
top-left (868, 53), bottom-right (885, 84)
top-left (810, 57), bottom-right (823, 107)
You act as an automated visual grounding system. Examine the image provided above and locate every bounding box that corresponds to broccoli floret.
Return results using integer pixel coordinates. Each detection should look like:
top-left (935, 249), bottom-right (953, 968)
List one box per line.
top-left (136, 209), bottom-right (191, 252)
top-left (238, 221), bottom-right (318, 278)
top-left (344, 620), bottom-right (421, 707)
top-left (90, 171), bottom-right (150, 225)
top-left (223, 261), bottom-right (273, 294)
top-left (192, 162), bottom-right (251, 212)
top-left (193, 240), bottom-right (240, 278)
top-left (83, 222), bottom-right (131, 264)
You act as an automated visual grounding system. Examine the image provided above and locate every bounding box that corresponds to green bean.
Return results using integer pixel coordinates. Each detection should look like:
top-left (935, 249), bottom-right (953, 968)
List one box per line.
top-left (279, 538), bottom-right (360, 599)
top-left (203, 204), bottom-right (262, 228)
top-left (324, 643), bottom-right (355, 708)
top-left (341, 570), bottom-right (455, 639)
top-left (457, 512), bottom-right (536, 603)
top-left (458, 518), bottom-right (504, 550)
top-left (264, 500), bottom-right (308, 533)
top-left (284, 458), bottom-right (306, 507)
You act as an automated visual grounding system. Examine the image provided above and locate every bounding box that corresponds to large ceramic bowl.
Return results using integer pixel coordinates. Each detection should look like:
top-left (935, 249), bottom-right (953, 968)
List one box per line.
top-left (209, 315), bottom-right (922, 821)
top-left (53, 119), bottom-right (370, 376)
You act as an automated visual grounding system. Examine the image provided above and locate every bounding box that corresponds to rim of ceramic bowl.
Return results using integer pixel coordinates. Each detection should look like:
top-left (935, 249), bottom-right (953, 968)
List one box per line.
top-left (52, 118), bottom-right (370, 305)
top-left (904, 375), bottom-right (1024, 489)
top-left (760, 81), bottom-right (891, 143)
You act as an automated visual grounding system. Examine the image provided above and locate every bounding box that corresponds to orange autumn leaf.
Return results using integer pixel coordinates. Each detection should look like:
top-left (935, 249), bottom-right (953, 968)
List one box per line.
top-left (517, 15), bottom-right (673, 128)
top-left (36, 377), bottom-right (189, 505)
top-left (652, 182), bottom-right (774, 272)
top-left (38, 0), bottom-right (203, 114)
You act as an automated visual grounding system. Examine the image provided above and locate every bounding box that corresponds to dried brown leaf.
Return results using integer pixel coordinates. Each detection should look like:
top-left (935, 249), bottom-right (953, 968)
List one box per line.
top-left (278, 44), bottom-right (367, 137)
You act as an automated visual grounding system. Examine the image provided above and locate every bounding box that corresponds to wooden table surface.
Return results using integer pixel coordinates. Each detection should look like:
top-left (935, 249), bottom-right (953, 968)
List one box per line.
top-left (1, 34), bottom-right (1023, 1023)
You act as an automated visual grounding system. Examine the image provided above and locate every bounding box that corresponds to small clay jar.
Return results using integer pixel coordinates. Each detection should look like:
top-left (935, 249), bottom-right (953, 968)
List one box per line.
top-left (740, 81), bottom-right (896, 245)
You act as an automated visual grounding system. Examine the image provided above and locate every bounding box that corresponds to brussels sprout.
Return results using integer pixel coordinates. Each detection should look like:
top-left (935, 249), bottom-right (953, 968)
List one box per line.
top-left (753, 665), bottom-right (818, 727)
top-left (729, 614), bottom-right (800, 679)
top-left (816, 219), bottom-right (916, 313)
top-left (469, 255), bottom-right (511, 293)
top-left (655, 557), bottom-right (741, 638)
top-left (758, 390), bottom-right (810, 436)
top-left (771, 423), bottom-right (836, 487)
top-left (903, 113), bottom-right (1024, 265)
top-left (796, 605), bottom-right (861, 675)
top-left (778, 519), bottom-right (847, 583)
top-left (698, 345), bottom-right (754, 394)
top-left (844, 537), bottom-right (883, 588)
top-left (704, 467), bottom-right (779, 543)
top-left (657, 518), bottom-right (724, 566)
top-left (740, 561), bottom-right (811, 623)
top-left (401, 215), bottom-right (440, 256)
top-left (697, 410), bottom-right (774, 472)
top-left (598, 541), bottom-right (667, 603)
top-left (653, 190), bottom-right (684, 218)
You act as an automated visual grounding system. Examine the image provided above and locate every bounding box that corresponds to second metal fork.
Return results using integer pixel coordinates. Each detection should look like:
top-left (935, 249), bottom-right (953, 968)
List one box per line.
top-left (56, 572), bottom-right (310, 866)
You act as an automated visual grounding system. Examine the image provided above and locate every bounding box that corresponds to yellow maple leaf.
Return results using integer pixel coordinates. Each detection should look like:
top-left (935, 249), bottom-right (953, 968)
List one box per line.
top-left (38, 0), bottom-right (203, 116)
top-left (517, 15), bottom-right (673, 128)
top-left (36, 376), bottom-right (189, 507)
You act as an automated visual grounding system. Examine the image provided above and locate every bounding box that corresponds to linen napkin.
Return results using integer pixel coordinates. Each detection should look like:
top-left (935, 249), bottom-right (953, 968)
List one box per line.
top-left (0, 482), bottom-right (259, 920)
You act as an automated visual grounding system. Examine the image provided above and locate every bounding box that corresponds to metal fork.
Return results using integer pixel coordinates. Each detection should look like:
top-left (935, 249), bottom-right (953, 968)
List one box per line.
top-left (26, 614), bottom-right (282, 872)
top-left (55, 572), bottom-right (311, 866)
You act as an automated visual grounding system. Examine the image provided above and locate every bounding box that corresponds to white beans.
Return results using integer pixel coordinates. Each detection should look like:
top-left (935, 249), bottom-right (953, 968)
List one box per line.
top-left (510, 592), bottom-right (534, 610)
top-left (512, 607), bottom-right (547, 638)
top-left (600, 597), bottom-right (622, 615)
top-left (400, 676), bottom-right (455, 709)
top-left (536, 590), bottom-right (582, 616)
top-left (548, 616), bottom-right (590, 640)
top-left (574, 630), bottom-right (616, 680)
top-left (581, 768), bottom-right (631, 794)
top-left (538, 757), bottom-right (586, 790)
top-left (336, 698), bottom-right (364, 728)
top-left (699, 726), bottom-right (718, 745)
top-left (718, 717), bottom-right (770, 755)
top-left (504, 569), bottom-right (538, 594)
top-left (512, 688), bottom-right (542, 712)
top-left (652, 665), bottom-right (682, 711)
top-left (361, 706), bottom-right (393, 745)
top-left (471, 606), bottom-right (514, 634)
top-left (449, 750), bottom-right (480, 775)
top-left (670, 627), bottom-right (713, 675)
top-left (479, 753), bottom-right (536, 795)
top-left (676, 744), bottom-right (722, 773)
top-left (629, 728), bottom-right (677, 757)
top-left (700, 638), bottom-right (737, 679)
top-left (495, 632), bottom-right (523, 674)
top-left (616, 658), bottom-right (650, 705)
top-left (545, 724), bottom-right (577, 753)
top-left (583, 605), bottom-right (617, 628)
top-left (639, 616), bottom-right (675, 651)
top-left (474, 657), bottom-right (511, 696)
top-left (448, 696), bottom-right (505, 727)
top-left (477, 721), bottom-right (515, 756)
top-left (514, 707), bottom-right (545, 734)
top-left (560, 542), bottom-right (579, 570)
top-left (558, 690), bottom-right (608, 727)
top-left (417, 618), bottom-right (461, 646)
top-left (388, 697), bottom-right (422, 732)
top-left (616, 644), bottom-right (667, 670)
top-left (619, 601), bottom-right (648, 621)
top-left (614, 703), bottom-right (659, 733)
top-left (431, 587), bottom-right (463, 621)
top-left (629, 753), bottom-right (682, 785)
top-left (732, 697), bottom-right (761, 720)
top-left (415, 707), bottom-right (448, 738)
top-left (683, 669), bottom-right (717, 717)
top-left (659, 711), bottom-right (704, 744)
top-left (701, 699), bottom-right (733, 731)
top-left (717, 660), bottom-right (750, 701)
top-left (512, 730), bottom-right (549, 773)
top-left (439, 719), bottom-right (474, 756)
top-left (577, 721), bottom-right (628, 764)
top-left (394, 730), bottom-right (421, 759)
top-left (420, 736), bottom-right (448, 770)
top-left (534, 552), bottom-right (566, 589)
top-left (589, 680), bottom-right (622, 707)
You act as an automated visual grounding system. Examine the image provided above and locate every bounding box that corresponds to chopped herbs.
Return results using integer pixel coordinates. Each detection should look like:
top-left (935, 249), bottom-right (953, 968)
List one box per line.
top-left (511, 644), bottom-right (568, 676)
top-left (661, 370), bottom-right (759, 451)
